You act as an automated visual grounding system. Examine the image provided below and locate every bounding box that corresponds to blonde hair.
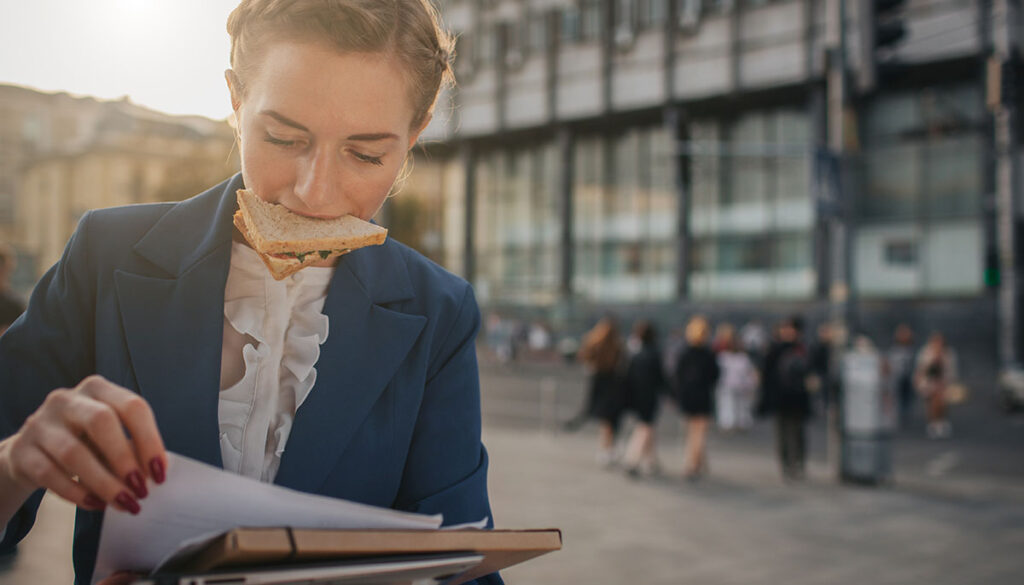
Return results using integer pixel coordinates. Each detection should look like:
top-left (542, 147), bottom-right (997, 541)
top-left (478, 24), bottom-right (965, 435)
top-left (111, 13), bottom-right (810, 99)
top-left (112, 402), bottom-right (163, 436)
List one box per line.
top-left (226, 0), bottom-right (455, 131)
top-left (685, 316), bottom-right (710, 346)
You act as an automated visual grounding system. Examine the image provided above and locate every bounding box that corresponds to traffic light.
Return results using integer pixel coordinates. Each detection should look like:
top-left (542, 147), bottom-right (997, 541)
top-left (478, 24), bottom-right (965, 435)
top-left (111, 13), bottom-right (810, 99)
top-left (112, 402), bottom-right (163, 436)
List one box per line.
top-left (873, 0), bottom-right (908, 54)
top-left (985, 249), bottom-right (1001, 289)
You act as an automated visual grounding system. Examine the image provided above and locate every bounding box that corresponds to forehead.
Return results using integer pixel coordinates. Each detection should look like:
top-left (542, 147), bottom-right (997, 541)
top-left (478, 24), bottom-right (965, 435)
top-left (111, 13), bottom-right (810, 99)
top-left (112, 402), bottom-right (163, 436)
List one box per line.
top-left (243, 41), bottom-right (415, 133)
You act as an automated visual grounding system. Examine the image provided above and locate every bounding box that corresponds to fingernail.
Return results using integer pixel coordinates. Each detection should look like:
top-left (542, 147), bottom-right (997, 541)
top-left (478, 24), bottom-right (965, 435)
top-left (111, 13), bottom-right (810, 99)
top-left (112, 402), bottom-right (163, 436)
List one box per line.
top-left (150, 458), bottom-right (165, 484)
top-left (115, 491), bottom-right (141, 515)
top-left (126, 471), bottom-right (148, 499)
top-left (83, 494), bottom-right (106, 510)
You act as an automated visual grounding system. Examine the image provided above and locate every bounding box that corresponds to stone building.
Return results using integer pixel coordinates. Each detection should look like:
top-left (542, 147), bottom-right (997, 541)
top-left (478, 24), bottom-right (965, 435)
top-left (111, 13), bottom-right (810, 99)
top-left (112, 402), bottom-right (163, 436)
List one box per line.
top-left (0, 84), bottom-right (238, 286)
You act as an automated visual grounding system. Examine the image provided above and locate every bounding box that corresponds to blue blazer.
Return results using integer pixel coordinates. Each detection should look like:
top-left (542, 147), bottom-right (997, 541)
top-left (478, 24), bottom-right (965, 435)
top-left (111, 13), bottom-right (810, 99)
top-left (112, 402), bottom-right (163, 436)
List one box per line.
top-left (0, 175), bottom-right (501, 584)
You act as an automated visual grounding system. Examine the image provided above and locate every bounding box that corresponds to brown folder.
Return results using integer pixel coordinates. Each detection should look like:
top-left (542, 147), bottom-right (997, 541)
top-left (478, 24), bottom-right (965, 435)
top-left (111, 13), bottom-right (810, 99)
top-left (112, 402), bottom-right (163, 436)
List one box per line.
top-left (167, 527), bottom-right (562, 585)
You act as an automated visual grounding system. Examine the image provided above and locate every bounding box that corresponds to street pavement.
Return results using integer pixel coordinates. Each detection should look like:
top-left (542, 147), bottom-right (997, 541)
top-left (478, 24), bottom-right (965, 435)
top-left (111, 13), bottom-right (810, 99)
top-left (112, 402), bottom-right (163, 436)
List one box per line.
top-left (3, 355), bottom-right (1023, 584)
top-left (483, 356), bottom-right (1024, 584)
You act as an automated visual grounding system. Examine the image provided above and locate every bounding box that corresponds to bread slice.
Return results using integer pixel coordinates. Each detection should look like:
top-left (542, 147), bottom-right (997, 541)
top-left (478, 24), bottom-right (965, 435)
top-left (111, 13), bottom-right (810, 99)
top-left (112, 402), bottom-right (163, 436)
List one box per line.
top-left (235, 189), bottom-right (387, 256)
top-left (233, 210), bottom-right (348, 279)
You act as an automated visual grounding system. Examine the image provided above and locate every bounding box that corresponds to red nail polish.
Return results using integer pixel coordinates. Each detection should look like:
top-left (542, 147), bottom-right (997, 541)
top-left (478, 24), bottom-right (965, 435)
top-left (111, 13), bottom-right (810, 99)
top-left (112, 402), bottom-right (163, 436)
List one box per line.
top-left (126, 471), bottom-right (148, 499)
top-left (115, 491), bottom-right (141, 515)
top-left (83, 495), bottom-right (106, 510)
top-left (150, 458), bottom-right (165, 484)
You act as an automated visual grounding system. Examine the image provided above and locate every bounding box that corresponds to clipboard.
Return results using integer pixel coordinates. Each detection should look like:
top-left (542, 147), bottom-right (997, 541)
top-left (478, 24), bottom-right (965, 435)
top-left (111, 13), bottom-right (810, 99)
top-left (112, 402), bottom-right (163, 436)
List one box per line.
top-left (156, 527), bottom-right (562, 585)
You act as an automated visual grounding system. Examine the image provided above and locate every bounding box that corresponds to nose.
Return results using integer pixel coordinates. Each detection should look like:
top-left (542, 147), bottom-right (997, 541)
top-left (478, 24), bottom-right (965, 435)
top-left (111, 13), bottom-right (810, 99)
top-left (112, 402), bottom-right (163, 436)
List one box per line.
top-left (293, 147), bottom-right (341, 217)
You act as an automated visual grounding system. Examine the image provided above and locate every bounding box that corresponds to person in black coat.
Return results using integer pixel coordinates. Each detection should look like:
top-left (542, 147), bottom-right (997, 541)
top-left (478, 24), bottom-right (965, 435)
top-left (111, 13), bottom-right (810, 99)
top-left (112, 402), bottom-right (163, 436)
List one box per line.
top-left (620, 320), bottom-right (667, 476)
top-left (674, 315), bottom-right (720, 479)
top-left (758, 316), bottom-right (812, 480)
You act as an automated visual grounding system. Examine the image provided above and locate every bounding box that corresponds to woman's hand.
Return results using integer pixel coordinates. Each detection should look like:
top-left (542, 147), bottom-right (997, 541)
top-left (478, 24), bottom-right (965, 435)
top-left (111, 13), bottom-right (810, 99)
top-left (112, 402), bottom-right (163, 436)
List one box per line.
top-left (0, 375), bottom-right (166, 515)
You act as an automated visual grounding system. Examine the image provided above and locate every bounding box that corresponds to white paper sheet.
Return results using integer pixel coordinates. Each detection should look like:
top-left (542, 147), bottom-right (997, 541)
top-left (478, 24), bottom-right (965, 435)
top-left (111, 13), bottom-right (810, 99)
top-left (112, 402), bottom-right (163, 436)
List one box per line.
top-left (92, 452), bottom-right (442, 584)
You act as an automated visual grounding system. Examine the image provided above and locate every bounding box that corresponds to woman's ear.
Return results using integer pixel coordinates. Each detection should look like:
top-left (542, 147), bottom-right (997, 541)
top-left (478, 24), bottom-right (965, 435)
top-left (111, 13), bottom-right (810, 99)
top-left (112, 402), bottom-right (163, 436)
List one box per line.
top-left (225, 70), bottom-right (242, 112)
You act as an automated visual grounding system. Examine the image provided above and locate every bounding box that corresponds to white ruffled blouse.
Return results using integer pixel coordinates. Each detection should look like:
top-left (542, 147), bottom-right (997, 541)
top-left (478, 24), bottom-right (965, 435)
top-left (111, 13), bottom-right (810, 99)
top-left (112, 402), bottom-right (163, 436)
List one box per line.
top-left (218, 242), bottom-right (334, 482)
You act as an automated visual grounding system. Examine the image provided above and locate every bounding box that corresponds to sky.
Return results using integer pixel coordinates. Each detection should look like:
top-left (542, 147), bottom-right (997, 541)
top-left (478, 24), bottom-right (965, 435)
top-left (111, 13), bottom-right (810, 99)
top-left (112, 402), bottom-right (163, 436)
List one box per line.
top-left (0, 0), bottom-right (241, 120)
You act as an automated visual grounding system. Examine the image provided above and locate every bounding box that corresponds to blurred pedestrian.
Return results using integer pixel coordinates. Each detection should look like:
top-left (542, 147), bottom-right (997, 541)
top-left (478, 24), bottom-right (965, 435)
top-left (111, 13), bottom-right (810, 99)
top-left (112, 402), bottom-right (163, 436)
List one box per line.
top-left (759, 316), bottom-right (812, 481)
top-left (714, 326), bottom-right (758, 432)
top-left (711, 323), bottom-right (732, 353)
top-left (0, 243), bottom-right (24, 336)
top-left (915, 332), bottom-right (957, 439)
top-left (575, 317), bottom-right (626, 464)
top-left (808, 323), bottom-right (834, 415)
top-left (887, 324), bottom-right (917, 428)
top-left (620, 320), bottom-right (667, 477)
top-left (662, 325), bottom-right (686, 381)
top-left (674, 315), bottom-right (720, 480)
top-left (739, 319), bottom-right (768, 366)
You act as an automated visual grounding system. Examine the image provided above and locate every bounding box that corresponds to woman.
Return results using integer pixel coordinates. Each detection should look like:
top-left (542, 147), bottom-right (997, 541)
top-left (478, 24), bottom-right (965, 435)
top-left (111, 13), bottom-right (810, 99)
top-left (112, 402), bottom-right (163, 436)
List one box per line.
top-left (713, 325), bottom-right (757, 432)
top-left (620, 320), bottom-right (667, 477)
top-left (673, 316), bottom-right (720, 480)
top-left (0, 2), bottom-right (501, 584)
top-left (577, 317), bottom-right (625, 466)
top-left (915, 332), bottom-right (957, 438)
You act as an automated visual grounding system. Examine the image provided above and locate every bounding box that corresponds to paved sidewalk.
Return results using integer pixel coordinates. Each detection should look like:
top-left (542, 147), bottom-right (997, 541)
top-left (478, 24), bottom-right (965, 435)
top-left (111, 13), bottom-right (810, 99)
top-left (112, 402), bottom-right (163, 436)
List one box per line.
top-left (486, 426), bottom-right (1024, 585)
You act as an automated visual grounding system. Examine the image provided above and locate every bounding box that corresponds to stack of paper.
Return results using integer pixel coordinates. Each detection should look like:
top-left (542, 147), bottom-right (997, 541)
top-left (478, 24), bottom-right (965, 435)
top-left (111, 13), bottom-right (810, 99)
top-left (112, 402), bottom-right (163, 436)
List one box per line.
top-left (93, 453), bottom-right (443, 583)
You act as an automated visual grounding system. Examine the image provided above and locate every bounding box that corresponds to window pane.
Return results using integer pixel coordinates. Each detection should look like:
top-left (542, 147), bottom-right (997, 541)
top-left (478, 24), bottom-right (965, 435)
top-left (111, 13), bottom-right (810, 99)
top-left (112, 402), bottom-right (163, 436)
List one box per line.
top-left (776, 232), bottom-right (811, 270)
top-left (728, 114), bottom-right (767, 206)
top-left (863, 144), bottom-right (918, 220)
top-left (865, 93), bottom-right (921, 143)
top-left (925, 136), bottom-right (980, 218)
top-left (473, 144), bottom-right (560, 305)
top-left (686, 108), bottom-right (813, 300)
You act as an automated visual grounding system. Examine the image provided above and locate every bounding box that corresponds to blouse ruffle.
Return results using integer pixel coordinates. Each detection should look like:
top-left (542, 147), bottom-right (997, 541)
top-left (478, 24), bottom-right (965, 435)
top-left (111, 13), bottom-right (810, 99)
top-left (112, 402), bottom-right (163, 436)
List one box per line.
top-left (219, 242), bottom-right (333, 482)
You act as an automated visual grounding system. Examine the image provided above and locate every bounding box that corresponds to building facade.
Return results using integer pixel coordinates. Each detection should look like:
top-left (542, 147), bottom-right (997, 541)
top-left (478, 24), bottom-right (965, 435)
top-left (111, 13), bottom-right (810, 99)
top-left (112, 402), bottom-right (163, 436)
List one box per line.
top-left (405, 0), bottom-right (1023, 380)
top-left (0, 85), bottom-right (239, 289)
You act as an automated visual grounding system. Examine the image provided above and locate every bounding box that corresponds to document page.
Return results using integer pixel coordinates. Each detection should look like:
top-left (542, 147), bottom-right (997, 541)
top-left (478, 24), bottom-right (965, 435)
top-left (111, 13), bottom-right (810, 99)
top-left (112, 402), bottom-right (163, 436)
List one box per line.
top-left (92, 452), bottom-right (442, 584)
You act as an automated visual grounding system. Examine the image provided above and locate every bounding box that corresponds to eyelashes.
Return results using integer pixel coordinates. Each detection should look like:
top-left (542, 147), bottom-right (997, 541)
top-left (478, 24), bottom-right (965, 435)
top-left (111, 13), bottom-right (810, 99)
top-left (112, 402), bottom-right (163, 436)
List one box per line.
top-left (351, 151), bottom-right (384, 166)
top-left (263, 133), bottom-right (384, 166)
top-left (263, 133), bottom-right (296, 147)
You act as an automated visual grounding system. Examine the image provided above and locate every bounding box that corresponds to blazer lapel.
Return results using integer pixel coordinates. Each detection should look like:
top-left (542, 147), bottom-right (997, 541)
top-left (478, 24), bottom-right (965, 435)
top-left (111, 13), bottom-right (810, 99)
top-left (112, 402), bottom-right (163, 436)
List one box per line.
top-left (115, 175), bottom-right (241, 467)
top-left (275, 243), bottom-right (426, 493)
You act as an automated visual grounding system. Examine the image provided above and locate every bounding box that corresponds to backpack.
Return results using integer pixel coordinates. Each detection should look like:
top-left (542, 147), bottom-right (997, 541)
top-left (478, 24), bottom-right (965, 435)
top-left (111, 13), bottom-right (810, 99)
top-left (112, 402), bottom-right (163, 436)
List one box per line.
top-left (775, 344), bottom-right (809, 396)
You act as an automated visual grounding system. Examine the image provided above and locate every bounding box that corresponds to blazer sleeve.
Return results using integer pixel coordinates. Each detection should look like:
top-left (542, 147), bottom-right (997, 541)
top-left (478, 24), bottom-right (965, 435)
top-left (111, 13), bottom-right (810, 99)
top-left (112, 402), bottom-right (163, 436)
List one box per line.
top-left (0, 211), bottom-right (98, 554)
top-left (391, 284), bottom-right (503, 585)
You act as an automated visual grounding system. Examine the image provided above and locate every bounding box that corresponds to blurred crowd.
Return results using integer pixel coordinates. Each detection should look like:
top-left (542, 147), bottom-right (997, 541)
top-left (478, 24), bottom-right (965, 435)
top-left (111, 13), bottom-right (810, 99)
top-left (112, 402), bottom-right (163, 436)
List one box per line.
top-left (515, 313), bottom-right (965, 483)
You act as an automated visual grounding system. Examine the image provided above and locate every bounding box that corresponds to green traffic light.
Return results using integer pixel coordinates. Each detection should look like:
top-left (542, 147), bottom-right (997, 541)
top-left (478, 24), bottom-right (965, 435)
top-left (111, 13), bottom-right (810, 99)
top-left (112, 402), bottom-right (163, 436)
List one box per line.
top-left (985, 266), bottom-right (1001, 288)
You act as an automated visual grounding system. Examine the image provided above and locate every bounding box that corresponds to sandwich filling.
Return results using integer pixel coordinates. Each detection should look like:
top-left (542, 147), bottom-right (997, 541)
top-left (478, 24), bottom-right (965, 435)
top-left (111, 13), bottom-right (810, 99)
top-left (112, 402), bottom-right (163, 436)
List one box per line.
top-left (271, 250), bottom-right (352, 262)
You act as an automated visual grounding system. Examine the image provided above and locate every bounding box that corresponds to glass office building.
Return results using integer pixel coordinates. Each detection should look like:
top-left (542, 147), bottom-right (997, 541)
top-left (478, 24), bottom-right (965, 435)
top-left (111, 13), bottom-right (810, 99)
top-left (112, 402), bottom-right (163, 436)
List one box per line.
top-left (389, 0), bottom-right (1007, 374)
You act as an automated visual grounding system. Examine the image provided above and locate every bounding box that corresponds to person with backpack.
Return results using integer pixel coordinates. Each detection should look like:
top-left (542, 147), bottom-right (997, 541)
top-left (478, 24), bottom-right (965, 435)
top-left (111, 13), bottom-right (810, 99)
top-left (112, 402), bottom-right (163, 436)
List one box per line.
top-left (759, 316), bottom-right (812, 481)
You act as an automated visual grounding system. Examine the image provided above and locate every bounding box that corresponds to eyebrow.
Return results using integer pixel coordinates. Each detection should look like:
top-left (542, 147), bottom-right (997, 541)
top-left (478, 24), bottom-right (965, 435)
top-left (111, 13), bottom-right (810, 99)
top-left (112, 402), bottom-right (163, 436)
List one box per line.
top-left (259, 110), bottom-right (398, 142)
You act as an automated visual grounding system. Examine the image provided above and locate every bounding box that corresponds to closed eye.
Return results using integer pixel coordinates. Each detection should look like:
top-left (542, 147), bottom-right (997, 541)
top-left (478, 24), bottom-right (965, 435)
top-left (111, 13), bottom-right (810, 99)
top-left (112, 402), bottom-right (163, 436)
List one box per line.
top-left (264, 133), bottom-right (297, 147)
top-left (352, 151), bottom-right (384, 166)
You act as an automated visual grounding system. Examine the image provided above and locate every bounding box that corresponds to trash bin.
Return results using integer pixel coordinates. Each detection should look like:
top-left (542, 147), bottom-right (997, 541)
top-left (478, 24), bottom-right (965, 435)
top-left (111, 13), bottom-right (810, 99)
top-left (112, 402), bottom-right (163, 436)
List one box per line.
top-left (839, 346), bottom-right (893, 484)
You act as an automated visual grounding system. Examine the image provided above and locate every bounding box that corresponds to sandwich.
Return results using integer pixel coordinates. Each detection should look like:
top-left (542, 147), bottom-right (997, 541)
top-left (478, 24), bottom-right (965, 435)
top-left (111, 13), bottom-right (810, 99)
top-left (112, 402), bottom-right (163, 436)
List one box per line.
top-left (233, 189), bottom-right (388, 280)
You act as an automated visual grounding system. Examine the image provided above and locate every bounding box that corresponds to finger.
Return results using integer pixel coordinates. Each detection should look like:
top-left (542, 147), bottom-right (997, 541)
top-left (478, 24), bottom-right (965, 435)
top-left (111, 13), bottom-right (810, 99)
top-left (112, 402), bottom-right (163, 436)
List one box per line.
top-left (62, 397), bottom-right (149, 499)
top-left (34, 423), bottom-right (140, 514)
top-left (8, 444), bottom-right (104, 511)
top-left (78, 376), bottom-right (167, 485)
